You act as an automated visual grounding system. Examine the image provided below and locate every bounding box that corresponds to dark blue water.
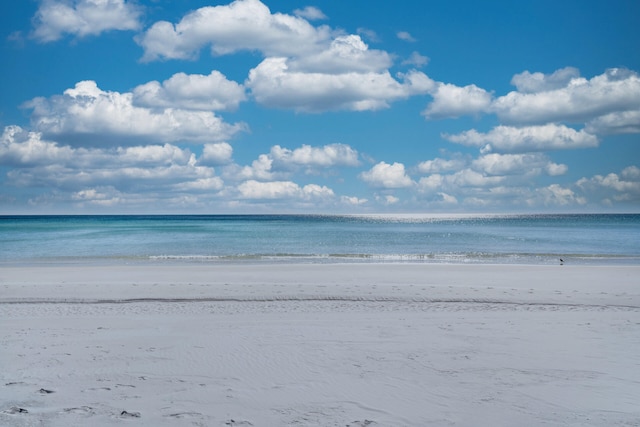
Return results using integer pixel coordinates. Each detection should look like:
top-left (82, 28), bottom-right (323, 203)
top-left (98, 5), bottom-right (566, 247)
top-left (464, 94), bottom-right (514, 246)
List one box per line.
top-left (1, 214), bottom-right (639, 265)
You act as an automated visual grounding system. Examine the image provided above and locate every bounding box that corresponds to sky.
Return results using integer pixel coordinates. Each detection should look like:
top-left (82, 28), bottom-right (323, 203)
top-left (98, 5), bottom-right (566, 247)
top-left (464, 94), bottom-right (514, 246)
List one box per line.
top-left (1, 0), bottom-right (639, 214)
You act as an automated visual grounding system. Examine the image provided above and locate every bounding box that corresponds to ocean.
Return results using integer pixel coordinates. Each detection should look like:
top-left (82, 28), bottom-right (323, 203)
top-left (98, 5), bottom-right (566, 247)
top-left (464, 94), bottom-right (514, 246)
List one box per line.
top-left (1, 214), bottom-right (639, 266)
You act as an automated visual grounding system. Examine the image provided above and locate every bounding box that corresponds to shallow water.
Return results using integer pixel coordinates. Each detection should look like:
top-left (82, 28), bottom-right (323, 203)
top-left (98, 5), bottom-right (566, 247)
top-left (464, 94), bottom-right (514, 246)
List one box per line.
top-left (1, 214), bottom-right (639, 265)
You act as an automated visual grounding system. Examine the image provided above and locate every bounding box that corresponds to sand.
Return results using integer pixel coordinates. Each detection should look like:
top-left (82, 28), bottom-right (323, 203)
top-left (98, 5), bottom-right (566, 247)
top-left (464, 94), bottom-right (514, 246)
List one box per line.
top-left (1, 263), bottom-right (639, 426)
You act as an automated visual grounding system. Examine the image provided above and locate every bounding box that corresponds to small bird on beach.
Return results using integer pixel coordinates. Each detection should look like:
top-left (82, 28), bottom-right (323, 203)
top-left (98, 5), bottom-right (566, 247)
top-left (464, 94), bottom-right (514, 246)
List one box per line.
top-left (559, 258), bottom-right (564, 265)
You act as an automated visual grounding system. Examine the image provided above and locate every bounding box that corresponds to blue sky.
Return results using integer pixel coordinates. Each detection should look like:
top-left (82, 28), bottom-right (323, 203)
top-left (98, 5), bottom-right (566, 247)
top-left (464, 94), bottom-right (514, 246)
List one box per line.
top-left (1, 0), bottom-right (639, 214)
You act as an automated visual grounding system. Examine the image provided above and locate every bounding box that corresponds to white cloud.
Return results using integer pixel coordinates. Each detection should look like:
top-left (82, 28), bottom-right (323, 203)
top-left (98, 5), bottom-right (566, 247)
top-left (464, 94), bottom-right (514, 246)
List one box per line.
top-left (229, 154), bottom-right (278, 181)
top-left (136, 0), bottom-right (331, 61)
top-left (417, 174), bottom-right (444, 192)
top-left (341, 195), bottom-right (368, 206)
top-left (1, 125), bottom-right (74, 166)
top-left (288, 35), bottom-right (392, 74)
top-left (471, 153), bottom-right (567, 177)
top-left (172, 177), bottom-right (224, 192)
top-left (223, 143), bottom-right (359, 183)
top-left (132, 71), bottom-right (246, 112)
top-left (32, 0), bottom-right (141, 42)
top-left (577, 166), bottom-right (640, 200)
top-left (537, 184), bottom-right (586, 206)
top-left (417, 157), bottom-right (466, 174)
top-left (622, 165), bottom-right (640, 180)
top-left (71, 186), bottom-right (122, 205)
top-left (24, 80), bottom-right (246, 145)
top-left (302, 183), bottom-right (335, 199)
top-left (425, 68), bottom-right (640, 139)
top-left (397, 31), bottom-right (416, 42)
top-left (0, 126), bottom-right (205, 170)
top-left (136, 0), bottom-right (437, 114)
top-left (1, 126), bottom-right (231, 203)
top-left (270, 143), bottom-right (359, 169)
top-left (377, 194), bottom-right (399, 205)
top-left (585, 110), bottom-right (640, 135)
top-left (237, 179), bottom-right (334, 200)
top-left (114, 144), bottom-right (195, 166)
top-left (247, 58), bottom-right (434, 112)
top-left (493, 68), bottom-right (640, 126)
top-left (510, 67), bottom-right (580, 93)
top-left (448, 169), bottom-right (505, 188)
top-left (416, 152), bottom-right (567, 204)
top-left (359, 162), bottom-right (414, 188)
top-left (444, 124), bottom-right (599, 153)
top-left (435, 192), bottom-right (458, 205)
top-left (199, 142), bottom-right (233, 166)
top-left (402, 51), bottom-right (429, 68)
top-left (423, 82), bottom-right (493, 119)
top-left (293, 6), bottom-right (327, 20)
top-left (356, 28), bottom-right (379, 43)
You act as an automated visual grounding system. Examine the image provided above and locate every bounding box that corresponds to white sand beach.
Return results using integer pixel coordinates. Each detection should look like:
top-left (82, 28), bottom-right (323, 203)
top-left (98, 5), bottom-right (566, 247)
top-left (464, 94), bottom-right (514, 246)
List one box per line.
top-left (1, 263), bottom-right (639, 426)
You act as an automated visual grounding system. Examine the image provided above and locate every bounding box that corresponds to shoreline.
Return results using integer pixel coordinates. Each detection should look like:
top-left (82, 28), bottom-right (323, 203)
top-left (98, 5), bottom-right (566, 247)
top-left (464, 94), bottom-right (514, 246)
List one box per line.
top-left (2, 263), bottom-right (639, 303)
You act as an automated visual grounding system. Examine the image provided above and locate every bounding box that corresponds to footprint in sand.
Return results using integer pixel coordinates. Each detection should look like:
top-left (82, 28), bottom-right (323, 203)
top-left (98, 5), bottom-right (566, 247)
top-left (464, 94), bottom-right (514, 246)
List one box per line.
top-left (165, 411), bottom-right (202, 419)
top-left (63, 406), bottom-right (95, 416)
top-left (83, 386), bottom-right (111, 392)
top-left (225, 419), bottom-right (254, 426)
top-left (119, 410), bottom-right (141, 418)
top-left (3, 407), bottom-right (29, 415)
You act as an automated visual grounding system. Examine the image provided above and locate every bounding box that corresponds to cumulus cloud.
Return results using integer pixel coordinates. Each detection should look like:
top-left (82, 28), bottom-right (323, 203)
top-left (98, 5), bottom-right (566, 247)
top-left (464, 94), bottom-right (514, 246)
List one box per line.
top-left (448, 169), bottom-right (505, 188)
top-left (341, 195), bottom-right (368, 206)
top-left (444, 124), bottom-right (599, 153)
top-left (172, 177), bottom-right (224, 192)
top-left (1, 125), bottom-right (74, 166)
top-left (288, 35), bottom-right (392, 74)
top-left (415, 151), bottom-right (572, 207)
top-left (493, 68), bottom-right (640, 126)
top-left (293, 6), bottom-right (327, 20)
top-left (199, 142), bottom-right (233, 166)
top-left (270, 143), bottom-right (359, 169)
top-left (377, 194), bottom-right (399, 205)
top-left (0, 125), bottom-right (200, 170)
top-left (510, 67), bottom-right (580, 93)
top-left (537, 184), bottom-right (586, 206)
top-left (32, 0), bottom-right (142, 42)
top-left (132, 71), bottom-right (246, 111)
top-left (223, 143), bottom-right (359, 181)
top-left (247, 58), bottom-right (434, 112)
top-left (24, 80), bottom-right (246, 145)
top-left (136, 0), bottom-right (330, 61)
top-left (237, 179), bottom-right (334, 200)
top-left (0, 126), bottom-right (227, 200)
top-left (576, 166), bottom-right (640, 204)
top-left (417, 157), bottom-right (467, 174)
top-left (471, 153), bottom-right (567, 176)
top-left (227, 154), bottom-right (278, 182)
top-left (585, 110), bottom-right (640, 135)
top-left (423, 82), bottom-right (493, 119)
top-left (359, 162), bottom-right (414, 188)
top-left (425, 68), bottom-right (640, 142)
top-left (136, 0), bottom-right (437, 114)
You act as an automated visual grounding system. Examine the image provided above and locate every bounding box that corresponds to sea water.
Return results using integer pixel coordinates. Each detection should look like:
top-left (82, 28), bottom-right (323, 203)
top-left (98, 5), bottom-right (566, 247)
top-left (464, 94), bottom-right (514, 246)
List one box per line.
top-left (1, 214), bottom-right (639, 265)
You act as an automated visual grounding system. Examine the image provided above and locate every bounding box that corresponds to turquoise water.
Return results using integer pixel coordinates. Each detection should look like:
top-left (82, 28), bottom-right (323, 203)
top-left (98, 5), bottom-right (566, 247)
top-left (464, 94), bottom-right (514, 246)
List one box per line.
top-left (1, 214), bottom-right (639, 265)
